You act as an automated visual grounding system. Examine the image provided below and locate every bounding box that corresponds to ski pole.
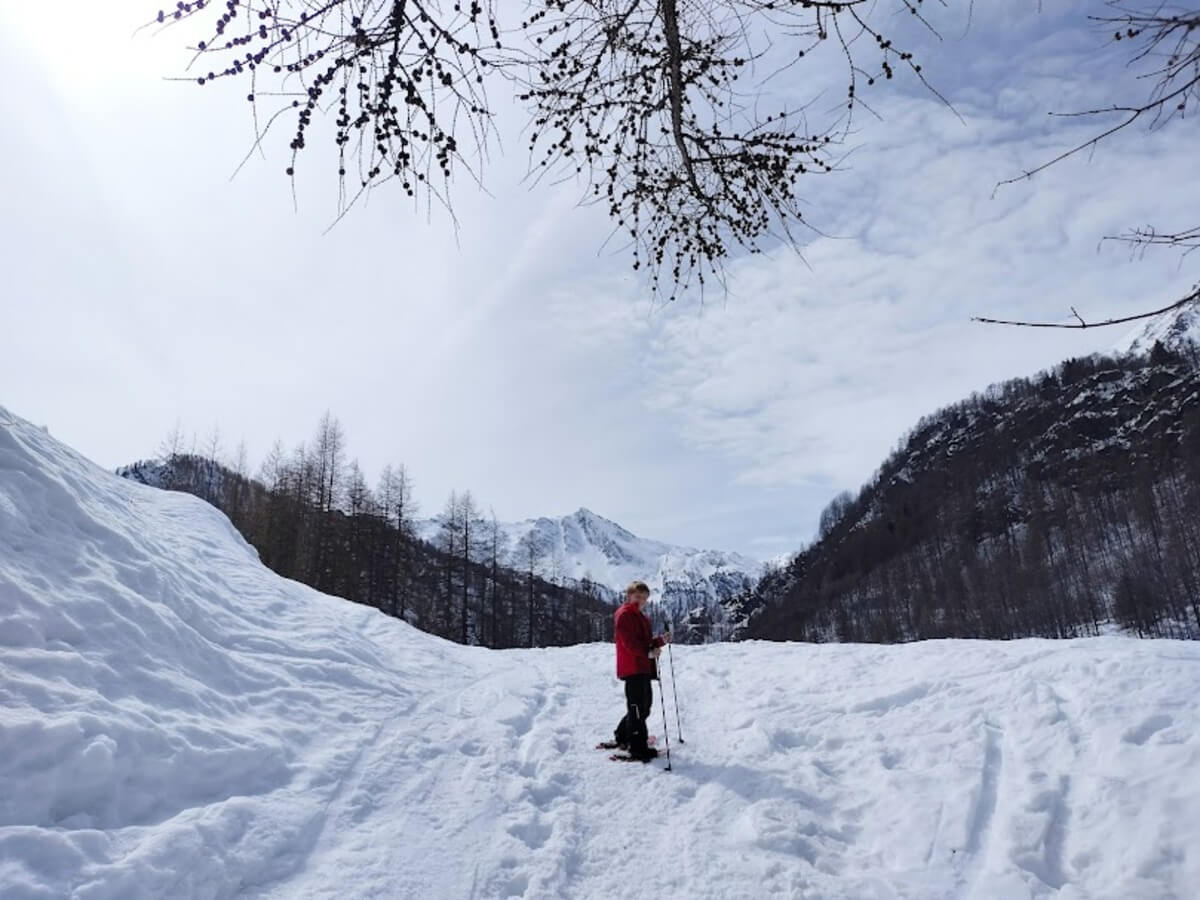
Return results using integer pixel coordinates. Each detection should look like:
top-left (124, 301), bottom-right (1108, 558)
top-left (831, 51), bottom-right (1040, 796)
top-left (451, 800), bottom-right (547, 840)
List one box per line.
top-left (657, 665), bottom-right (672, 772)
top-left (664, 622), bottom-right (684, 744)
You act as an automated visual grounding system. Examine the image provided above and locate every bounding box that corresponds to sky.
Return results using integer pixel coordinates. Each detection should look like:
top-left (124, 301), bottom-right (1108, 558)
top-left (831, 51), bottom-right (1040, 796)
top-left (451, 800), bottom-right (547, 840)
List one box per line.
top-left (1, 1), bottom-right (1196, 560)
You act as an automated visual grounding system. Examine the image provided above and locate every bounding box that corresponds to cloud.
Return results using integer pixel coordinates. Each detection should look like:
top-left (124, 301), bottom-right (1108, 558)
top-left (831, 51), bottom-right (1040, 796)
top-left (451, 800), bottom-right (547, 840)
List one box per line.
top-left (1, 0), bottom-right (1196, 562)
top-left (545, 2), bottom-right (1199, 550)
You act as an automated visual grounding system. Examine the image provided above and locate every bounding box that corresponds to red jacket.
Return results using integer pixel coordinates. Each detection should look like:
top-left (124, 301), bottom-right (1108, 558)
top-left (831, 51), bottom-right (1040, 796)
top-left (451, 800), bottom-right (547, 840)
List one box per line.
top-left (614, 601), bottom-right (664, 680)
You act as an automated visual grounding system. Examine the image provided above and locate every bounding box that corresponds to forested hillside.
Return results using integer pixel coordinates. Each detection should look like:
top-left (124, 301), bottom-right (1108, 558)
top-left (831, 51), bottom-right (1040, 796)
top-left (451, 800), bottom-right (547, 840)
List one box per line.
top-left (119, 418), bottom-right (614, 648)
top-left (739, 339), bottom-right (1200, 642)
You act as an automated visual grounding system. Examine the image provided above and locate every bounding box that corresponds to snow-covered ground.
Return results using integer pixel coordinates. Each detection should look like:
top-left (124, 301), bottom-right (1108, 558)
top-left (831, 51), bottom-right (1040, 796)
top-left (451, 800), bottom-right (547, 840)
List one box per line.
top-left (3, 406), bottom-right (1199, 900)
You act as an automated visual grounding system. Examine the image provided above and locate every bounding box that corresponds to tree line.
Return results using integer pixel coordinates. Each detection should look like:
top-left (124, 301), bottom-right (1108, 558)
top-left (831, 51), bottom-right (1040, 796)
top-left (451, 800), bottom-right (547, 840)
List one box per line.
top-left (739, 340), bottom-right (1200, 643)
top-left (122, 413), bottom-right (615, 648)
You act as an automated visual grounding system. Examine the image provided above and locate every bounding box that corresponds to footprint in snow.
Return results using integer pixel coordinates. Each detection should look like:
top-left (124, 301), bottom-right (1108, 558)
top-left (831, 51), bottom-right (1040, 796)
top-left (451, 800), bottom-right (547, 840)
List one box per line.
top-left (507, 817), bottom-right (554, 850)
top-left (1122, 713), bottom-right (1173, 745)
top-left (771, 728), bottom-right (814, 750)
top-left (880, 749), bottom-right (902, 770)
top-left (524, 773), bottom-right (571, 810)
top-left (812, 758), bottom-right (837, 778)
top-left (849, 682), bottom-right (932, 715)
top-left (501, 873), bottom-right (529, 897)
top-left (413, 739), bottom-right (440, 761)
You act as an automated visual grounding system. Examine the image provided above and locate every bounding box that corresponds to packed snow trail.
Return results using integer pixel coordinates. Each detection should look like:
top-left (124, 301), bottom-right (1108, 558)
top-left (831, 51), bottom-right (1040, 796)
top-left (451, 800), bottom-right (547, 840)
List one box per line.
top-left (2, 407), bottom-right (1199, 900)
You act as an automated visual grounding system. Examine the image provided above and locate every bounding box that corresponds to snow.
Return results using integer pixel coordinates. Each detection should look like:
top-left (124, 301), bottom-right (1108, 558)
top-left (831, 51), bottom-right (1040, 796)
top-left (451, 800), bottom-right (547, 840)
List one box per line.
top-left (1118, 300), bottom-right (1200, 356)
top-left (3, 404), bottom-right (1200, 899)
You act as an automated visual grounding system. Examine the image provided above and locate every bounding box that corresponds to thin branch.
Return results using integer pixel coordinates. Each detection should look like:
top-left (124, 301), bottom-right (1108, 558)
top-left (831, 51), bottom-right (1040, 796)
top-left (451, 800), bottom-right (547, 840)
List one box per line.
top-left (973, 288), bottom-right (1200, 329)
top-left (996, 3), bottom-right (1200, 192)
top-left (1105, 224), bottom-right (1200, 259)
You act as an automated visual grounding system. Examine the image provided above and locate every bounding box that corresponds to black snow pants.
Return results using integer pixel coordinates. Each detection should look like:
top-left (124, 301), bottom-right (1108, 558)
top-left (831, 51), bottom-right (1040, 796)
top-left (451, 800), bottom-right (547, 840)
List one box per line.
top-left (614, 674), bottom-right (654, 757)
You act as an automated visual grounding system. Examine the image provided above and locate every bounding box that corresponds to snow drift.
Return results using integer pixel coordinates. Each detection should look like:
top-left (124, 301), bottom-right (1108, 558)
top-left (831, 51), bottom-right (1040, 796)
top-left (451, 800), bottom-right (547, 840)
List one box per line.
top-left (2, 406), bottom-right (1199, 899)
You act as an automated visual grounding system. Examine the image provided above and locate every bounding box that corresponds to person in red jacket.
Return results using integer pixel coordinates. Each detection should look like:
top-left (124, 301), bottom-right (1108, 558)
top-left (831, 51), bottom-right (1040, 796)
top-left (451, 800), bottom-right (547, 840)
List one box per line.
top-left (612, 580), bottom-right (670, 761)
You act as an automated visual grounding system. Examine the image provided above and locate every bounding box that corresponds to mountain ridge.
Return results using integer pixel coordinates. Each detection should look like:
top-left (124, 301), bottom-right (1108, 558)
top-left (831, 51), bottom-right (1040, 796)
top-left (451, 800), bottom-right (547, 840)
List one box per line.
top-left (740, 338), bottom-right (1200, 643)
top-left (417, 506), bottom-right (764, 639)
top-left (115, 457), bottom-right (762, 642)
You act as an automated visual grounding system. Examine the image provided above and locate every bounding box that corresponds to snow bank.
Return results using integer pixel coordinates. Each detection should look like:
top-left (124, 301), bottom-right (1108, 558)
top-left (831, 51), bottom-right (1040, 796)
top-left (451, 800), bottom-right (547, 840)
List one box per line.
top-left (2, 406), bottom-right (1199, 899)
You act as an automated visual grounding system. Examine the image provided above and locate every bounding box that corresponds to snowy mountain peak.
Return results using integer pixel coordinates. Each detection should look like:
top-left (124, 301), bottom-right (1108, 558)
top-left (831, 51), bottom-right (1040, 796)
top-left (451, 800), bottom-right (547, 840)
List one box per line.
top-left (1118, 297), bottom-right (1200, 356)
top-left (570, 506), bottom-right (608, 523)
top-left (418, 507), bottom-right (763, 637)
top-left (564, 506), bottom-right (638, 545)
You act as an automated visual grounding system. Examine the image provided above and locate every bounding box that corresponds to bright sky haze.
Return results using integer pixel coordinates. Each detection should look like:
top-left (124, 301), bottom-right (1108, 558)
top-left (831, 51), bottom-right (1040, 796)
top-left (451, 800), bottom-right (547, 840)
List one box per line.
top-left (1, 1), bottom-right (1196, 559)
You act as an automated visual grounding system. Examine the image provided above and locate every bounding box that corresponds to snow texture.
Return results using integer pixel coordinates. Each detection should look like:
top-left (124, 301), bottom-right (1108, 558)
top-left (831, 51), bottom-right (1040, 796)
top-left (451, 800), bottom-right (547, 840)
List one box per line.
top-left (3, 405), bottom-right (1200, 899)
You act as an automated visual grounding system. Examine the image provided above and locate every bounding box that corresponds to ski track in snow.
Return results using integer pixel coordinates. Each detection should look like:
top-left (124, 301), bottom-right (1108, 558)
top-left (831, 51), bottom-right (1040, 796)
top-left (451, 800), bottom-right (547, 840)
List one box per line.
top-left (3, 406), bottom-right (1200, 900)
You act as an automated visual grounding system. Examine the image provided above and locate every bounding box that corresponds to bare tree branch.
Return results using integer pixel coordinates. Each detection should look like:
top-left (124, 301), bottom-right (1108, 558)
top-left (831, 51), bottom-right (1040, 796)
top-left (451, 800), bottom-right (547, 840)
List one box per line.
top-left (515, 0), bottom-right (944, 297)
top-left (986, 2), bottom-right (1199, 328)
top-left (149, 0), bottom-right (944, 299)
top-left (998, 3), bottom-right (1200, 191)
top-left (1107, 224), bottom-right (1200, 258)
top-left (145, 0), bottom-right (505, 223)
top-left (974, 286), bottom-right (1200, 329)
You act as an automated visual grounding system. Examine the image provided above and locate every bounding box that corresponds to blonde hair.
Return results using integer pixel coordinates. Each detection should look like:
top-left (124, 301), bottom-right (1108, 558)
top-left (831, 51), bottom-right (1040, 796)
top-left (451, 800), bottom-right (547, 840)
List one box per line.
top-left (625, 580), bottom-right (650, 598)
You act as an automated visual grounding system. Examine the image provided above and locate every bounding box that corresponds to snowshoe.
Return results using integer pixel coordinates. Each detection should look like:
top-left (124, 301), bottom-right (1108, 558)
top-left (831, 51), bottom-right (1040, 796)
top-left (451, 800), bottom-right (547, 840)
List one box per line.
top-left (597, 735), bottom-right (654, 751)
top-left (610, 747), bottom-right (659, 763)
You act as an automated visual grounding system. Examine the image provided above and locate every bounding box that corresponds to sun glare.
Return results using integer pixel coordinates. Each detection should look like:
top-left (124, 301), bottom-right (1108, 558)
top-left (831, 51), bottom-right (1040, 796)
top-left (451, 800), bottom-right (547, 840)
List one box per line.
top-left (2, 2), bottom-right (181, 100)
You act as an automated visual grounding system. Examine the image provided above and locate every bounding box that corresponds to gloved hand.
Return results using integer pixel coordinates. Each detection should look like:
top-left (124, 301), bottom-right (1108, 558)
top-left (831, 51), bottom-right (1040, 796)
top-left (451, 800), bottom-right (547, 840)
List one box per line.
top-left (658, 631), bottom-right (672, 644)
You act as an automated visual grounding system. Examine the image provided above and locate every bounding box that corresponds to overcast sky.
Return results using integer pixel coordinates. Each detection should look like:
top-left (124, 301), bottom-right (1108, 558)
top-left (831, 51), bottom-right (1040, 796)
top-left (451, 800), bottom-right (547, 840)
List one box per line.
top-left (2, 2), bottom-right (1196, 560)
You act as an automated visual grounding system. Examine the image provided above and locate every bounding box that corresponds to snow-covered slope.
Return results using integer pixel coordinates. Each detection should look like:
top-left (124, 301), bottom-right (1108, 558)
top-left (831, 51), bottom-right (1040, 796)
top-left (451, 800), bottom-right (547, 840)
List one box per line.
top-left (418, 508), bottom-right (763, 635)
top-left (1118, 298), bottom-right (1200, 355)
top-left (4, 406), bottom-right (1200, 899)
